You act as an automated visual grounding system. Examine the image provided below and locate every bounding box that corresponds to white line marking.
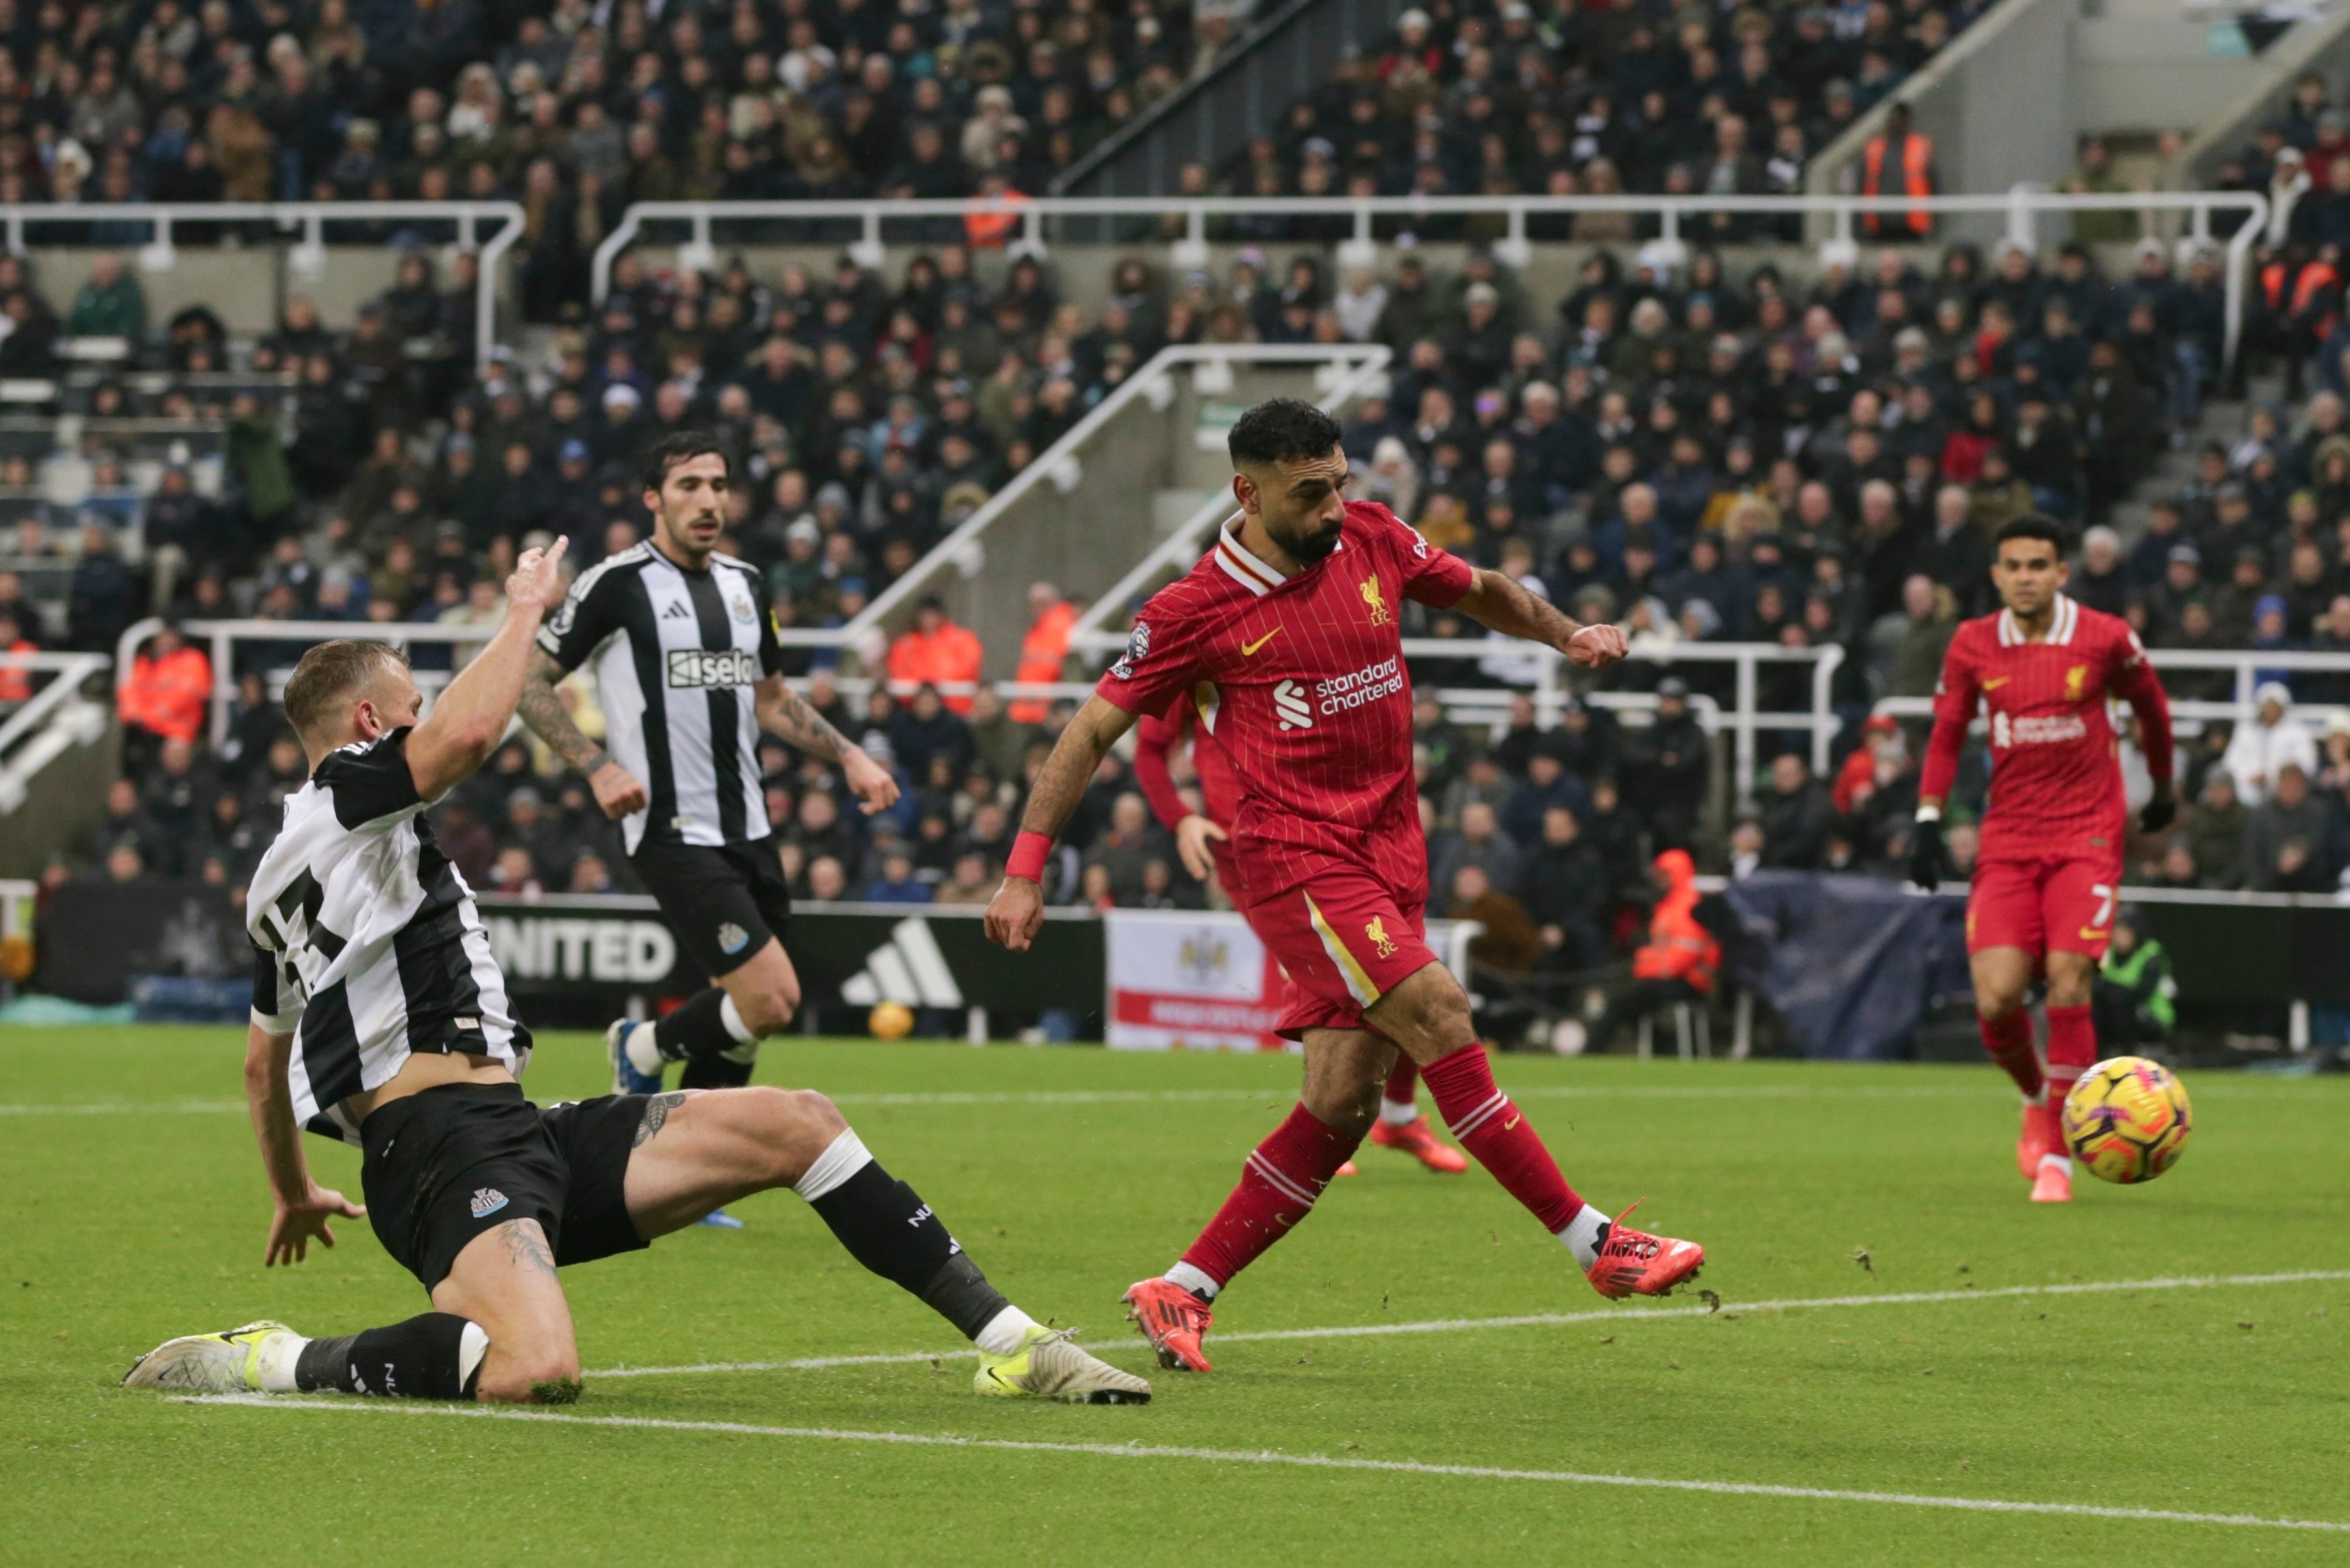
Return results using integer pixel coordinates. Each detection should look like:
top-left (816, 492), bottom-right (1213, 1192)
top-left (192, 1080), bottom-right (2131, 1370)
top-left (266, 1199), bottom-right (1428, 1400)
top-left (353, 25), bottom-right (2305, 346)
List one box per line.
top-left (176, 1396), bottom-right (2350, 1534)
top-left (0, 1100), bottom-right (249, 1115)
top-left (589, 1269), bottom-right (2350, 1379)
top-left (0, 1077), bottom-right (2320, 1118)
top-left (0, 1084), bottom-right (2002, 1117)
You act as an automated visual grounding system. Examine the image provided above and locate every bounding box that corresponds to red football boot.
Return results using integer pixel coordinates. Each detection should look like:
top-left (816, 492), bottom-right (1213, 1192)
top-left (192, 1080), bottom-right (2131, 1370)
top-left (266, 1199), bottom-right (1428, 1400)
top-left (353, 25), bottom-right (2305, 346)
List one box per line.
top-left (2018, 1099), bottom-right (2062, 1181)
top-left (1584, 1201), bottom-right (1706, 1300)
top-left (1368, 1114), bottom-right (1469, 1173)
top-left (2029, 1153), bottom-right (2073, 1204)
top-left (1122, 1277), bottom-right (1215, 1372)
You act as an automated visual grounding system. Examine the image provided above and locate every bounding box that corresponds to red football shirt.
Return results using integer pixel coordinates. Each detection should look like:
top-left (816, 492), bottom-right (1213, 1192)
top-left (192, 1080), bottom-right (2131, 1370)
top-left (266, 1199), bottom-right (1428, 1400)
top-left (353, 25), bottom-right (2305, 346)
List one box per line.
top-left (1131, 697), bottom-right (1240, 832)
top-left (1920, 593), bottom-right (2173, 864)
top-left (1096, 501), bottom-right (1474, 905)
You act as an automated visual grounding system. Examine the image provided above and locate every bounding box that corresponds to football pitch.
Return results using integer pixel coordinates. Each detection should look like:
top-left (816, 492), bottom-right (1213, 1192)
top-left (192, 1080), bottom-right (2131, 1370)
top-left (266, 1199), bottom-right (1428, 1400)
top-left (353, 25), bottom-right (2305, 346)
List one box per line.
top-left (5, 1029), bottom-right (2347, 1566)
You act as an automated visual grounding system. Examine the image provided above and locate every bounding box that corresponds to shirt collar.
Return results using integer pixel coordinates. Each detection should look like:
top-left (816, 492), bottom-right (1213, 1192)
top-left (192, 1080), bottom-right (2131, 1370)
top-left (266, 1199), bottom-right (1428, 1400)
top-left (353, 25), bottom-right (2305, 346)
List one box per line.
top-left (1210, 514), bottom-right (1342, 598)
top-left (1997, 592), bottom-right (2077, 647)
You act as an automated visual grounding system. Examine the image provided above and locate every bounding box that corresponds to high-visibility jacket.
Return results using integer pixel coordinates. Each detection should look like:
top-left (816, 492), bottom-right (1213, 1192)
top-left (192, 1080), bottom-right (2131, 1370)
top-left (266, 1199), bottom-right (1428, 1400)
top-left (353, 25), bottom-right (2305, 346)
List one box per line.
top-left (2101, 938), bottom-right (2177, 1032)
top-left (965, 187), bottom-right (1030, 251)
top-left (117, 642), bottom-right (212, 742)
top-left (1008, 599), bottom-right (1076, 722)
top-left (885, 620), bottom-right (985, 713)
top-left (0, 637), bottom-right (36, 704)
top-left (1631, 848), bottom-right (1721, 994)
top-left (1861, 130), bottom-right (1935, 238)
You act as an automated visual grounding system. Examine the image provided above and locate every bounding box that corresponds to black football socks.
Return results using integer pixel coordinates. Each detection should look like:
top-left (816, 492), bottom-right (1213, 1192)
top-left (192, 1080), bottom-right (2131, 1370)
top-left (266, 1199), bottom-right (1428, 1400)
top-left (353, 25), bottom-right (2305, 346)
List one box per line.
top-left (292, 1312), bottom-right (490, 1400)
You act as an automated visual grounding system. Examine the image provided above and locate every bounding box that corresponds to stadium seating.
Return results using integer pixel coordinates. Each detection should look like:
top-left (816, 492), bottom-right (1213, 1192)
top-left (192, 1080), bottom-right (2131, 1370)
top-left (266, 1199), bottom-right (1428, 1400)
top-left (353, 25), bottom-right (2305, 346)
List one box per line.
top-left (1198, 0), bottom-right (1987, 208)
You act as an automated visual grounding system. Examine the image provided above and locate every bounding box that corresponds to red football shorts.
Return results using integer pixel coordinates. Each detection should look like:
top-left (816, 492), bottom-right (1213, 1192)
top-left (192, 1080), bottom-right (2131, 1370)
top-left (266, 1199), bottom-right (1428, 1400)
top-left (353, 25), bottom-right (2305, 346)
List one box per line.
top-left (1243, 866), bottom-right (1441, 1040)
top-left (1966, 851), bottom-right (2123, 963)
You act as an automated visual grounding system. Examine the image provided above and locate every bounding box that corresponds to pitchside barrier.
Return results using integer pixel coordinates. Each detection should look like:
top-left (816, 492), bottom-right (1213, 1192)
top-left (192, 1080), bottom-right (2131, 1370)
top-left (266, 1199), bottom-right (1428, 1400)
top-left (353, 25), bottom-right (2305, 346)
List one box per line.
top-left (27, 875), bottom-right (2347, 1057)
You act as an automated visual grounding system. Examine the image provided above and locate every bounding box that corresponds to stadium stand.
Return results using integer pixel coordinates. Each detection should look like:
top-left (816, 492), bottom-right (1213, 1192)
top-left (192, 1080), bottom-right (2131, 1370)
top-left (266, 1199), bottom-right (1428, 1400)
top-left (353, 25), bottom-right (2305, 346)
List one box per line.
top-left (1195, 0), bottom-right (1991, 210)
top-left (38, 215), bottom-right (2348, 987)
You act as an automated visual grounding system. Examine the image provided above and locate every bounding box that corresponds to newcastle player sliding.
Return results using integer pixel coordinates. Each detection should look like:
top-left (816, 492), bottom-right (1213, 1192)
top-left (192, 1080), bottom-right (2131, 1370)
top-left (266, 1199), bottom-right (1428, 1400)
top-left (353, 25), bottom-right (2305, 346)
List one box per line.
top-left (120, 536), bottom-right (1145, 1407)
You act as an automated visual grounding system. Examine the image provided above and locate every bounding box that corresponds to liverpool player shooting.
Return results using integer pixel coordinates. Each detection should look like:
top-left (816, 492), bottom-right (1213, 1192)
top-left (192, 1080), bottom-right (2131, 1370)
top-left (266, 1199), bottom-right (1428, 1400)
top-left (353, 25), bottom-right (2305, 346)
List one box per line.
top-left (1131, 691), bottom-right (1463, 1175)
top-left (986, 400), bottom-right (1704, 1373)
top-left (1909, 516), bottom-right (2176, 1205)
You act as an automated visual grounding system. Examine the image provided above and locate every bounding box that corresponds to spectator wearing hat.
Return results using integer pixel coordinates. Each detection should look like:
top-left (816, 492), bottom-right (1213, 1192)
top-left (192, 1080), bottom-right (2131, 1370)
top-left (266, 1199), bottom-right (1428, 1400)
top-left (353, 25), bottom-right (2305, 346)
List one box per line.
top-left (2220, 682), bottom-right (2319, 806)
top-left (1625, 676), bottom-right (1710, 851)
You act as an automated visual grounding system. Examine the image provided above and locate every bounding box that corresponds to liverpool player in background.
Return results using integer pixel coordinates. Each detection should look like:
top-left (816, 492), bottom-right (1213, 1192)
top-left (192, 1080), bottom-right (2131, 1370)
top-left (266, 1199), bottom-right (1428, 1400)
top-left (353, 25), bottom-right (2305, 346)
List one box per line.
top-left (986, 400), bottom-right (1704, 1373)
top-left (1132, 693), bottom-right (1465, 1176)
top-left (1909, 516), bottom-right (2175, 1205)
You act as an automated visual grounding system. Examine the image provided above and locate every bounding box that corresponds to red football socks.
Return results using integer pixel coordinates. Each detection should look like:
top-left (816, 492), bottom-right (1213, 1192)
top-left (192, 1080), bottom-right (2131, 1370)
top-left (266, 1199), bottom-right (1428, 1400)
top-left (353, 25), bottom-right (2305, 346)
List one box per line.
top-left (2043, 1004), bottom-right (2096, 1105)
top-left (1176, 1103), bottom-right (1363, 1291)
top-left (1380, 1055), bottom-right (1420, 1120)
top-left (1420, 1043), bottom-right (1583, 1233)
top-left (1978, 1008), bottom-right (2043, 1101)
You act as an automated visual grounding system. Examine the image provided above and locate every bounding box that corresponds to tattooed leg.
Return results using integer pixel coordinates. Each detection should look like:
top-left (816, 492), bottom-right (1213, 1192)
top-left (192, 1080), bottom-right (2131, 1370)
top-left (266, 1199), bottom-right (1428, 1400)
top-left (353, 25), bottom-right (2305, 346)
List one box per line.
top-left (431, 1218), bottom-right (582, 1403)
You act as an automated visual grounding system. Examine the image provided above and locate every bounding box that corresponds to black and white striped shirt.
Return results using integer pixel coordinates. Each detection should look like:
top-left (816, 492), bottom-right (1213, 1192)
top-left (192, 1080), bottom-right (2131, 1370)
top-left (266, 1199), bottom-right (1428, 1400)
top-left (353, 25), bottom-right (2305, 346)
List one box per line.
top-left (248, 729), bottom-right (529, 1146)
top-left (538, 542), bottom-right (784, 855)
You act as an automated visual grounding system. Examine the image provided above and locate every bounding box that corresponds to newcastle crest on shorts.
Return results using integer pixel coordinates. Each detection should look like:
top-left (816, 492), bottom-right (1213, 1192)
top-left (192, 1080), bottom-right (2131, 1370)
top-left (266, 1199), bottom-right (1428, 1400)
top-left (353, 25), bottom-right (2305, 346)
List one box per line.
top-left (470, 1188), bottom-right (509, 1218)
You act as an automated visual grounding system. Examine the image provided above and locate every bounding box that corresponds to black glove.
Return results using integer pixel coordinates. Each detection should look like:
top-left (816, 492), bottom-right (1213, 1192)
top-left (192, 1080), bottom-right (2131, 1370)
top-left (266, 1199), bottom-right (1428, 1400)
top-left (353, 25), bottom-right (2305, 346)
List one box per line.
top-left (2138, 791), bottom-right (2176, 834)
top-left (1907, 813), bottom-right (1945, 891)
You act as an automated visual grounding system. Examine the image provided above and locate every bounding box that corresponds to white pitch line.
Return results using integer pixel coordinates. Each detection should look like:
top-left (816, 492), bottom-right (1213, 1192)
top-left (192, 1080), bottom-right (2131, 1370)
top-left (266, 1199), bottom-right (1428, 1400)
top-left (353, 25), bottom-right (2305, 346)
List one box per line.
top-left (175, 1396), bottom-right (2350, 1535)
top-left (1, 1076), bottom-right (2322, 1118)
top-left (0, 1083), bottom-right (1996, 1118)
top-left (0, 1099), bottom-right (249, 1115)
top-left (589, 1268), bottom-right (2350, 1379)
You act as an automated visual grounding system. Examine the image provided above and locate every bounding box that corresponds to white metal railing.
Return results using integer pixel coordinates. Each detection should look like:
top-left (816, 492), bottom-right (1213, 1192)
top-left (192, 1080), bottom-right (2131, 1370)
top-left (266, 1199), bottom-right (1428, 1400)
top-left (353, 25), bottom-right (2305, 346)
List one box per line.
top-left (4, 202), bottom-right (526, 371)
top-left (0, 650), bottom-right (110, 812)
top-left (779, 341), bottom-right (1392, 651)
top-left (596, 191), bottom-right (2269, 367)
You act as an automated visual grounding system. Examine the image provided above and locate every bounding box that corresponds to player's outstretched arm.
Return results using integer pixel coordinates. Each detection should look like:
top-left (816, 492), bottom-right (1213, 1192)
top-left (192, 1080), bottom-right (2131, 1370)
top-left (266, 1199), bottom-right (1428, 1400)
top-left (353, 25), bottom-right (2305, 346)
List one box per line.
top-left (243, 1023), bottom-right (363, 1267)
top-left (754, 674), bottom-right (900, 815)
top-left (408, 538), bottom-right (567, 802)
top-left (1452, 567), bottom-right (1627, 667)
top-left (984, 695), bottom-right (1139, 950)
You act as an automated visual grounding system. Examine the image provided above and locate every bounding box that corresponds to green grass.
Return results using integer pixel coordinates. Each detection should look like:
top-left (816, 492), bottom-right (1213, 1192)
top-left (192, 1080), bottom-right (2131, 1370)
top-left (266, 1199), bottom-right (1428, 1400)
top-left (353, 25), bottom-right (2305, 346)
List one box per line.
top-left (3, 1030), bottom-right (2347, 1566)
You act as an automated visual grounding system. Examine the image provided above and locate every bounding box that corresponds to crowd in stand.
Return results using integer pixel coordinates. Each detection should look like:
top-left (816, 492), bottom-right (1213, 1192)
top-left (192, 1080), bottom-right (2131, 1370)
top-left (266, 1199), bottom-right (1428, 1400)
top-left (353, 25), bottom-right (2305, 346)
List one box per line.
top-left (0, 0), bottom-right (1242, 318)
top-left (1202, 0), bottom-right (1990, 220)
top-left (24, 213), bottom-right (2350, 1011)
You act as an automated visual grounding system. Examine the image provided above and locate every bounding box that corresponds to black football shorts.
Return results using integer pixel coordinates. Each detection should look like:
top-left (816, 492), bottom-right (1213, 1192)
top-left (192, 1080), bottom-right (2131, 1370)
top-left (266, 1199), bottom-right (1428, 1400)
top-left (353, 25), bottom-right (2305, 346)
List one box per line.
top-left (358, 1082), bottom-right (652, 1292)
top-left (629, 838), bottom-right (794, 982)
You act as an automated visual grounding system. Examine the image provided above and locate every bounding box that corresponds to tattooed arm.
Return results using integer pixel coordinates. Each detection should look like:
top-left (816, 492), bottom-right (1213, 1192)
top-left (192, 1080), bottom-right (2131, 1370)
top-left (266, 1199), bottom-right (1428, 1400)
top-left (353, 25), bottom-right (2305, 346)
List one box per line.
top-left (754, 673), bottom-right (900, 816)
top-left (516, 648), bottom-right (649, 822)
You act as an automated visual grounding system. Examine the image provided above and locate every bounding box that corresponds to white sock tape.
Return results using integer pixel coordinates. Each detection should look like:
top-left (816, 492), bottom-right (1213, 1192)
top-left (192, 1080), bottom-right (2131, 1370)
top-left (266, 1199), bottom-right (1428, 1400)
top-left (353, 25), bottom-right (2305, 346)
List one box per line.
top-left (792, 1129), bottom-right (874, 1202)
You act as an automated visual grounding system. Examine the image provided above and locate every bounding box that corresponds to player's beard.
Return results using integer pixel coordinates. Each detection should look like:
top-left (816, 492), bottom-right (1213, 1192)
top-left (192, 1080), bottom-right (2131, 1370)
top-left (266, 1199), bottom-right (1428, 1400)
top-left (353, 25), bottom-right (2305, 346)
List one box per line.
top-left (1269, 512), bottom-right (1344, 565)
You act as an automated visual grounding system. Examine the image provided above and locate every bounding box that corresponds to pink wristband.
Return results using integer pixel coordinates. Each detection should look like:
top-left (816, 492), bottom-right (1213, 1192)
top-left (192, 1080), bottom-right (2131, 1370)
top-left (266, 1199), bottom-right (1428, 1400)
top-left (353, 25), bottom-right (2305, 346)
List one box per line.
top-left (1006, 830), bottom-right (1053, 883)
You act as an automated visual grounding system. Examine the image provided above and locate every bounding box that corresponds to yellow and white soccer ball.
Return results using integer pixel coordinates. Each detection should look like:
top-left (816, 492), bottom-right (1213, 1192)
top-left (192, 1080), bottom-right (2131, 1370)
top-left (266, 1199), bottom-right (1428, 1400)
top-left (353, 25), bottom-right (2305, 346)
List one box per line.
top-left (868, 1001), bottom-right (916, 1039)
top-left (2061, 1056), bottom-right (2192, 1184)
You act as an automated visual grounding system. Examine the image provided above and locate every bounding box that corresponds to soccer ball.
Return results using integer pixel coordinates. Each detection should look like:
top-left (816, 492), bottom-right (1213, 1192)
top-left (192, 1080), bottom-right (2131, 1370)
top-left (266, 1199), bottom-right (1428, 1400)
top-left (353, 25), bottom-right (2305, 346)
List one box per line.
top-left (868, 1001), bottom-right (915, 1039)
top-left (2061, 1056), bottom-right (2192, 1184)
